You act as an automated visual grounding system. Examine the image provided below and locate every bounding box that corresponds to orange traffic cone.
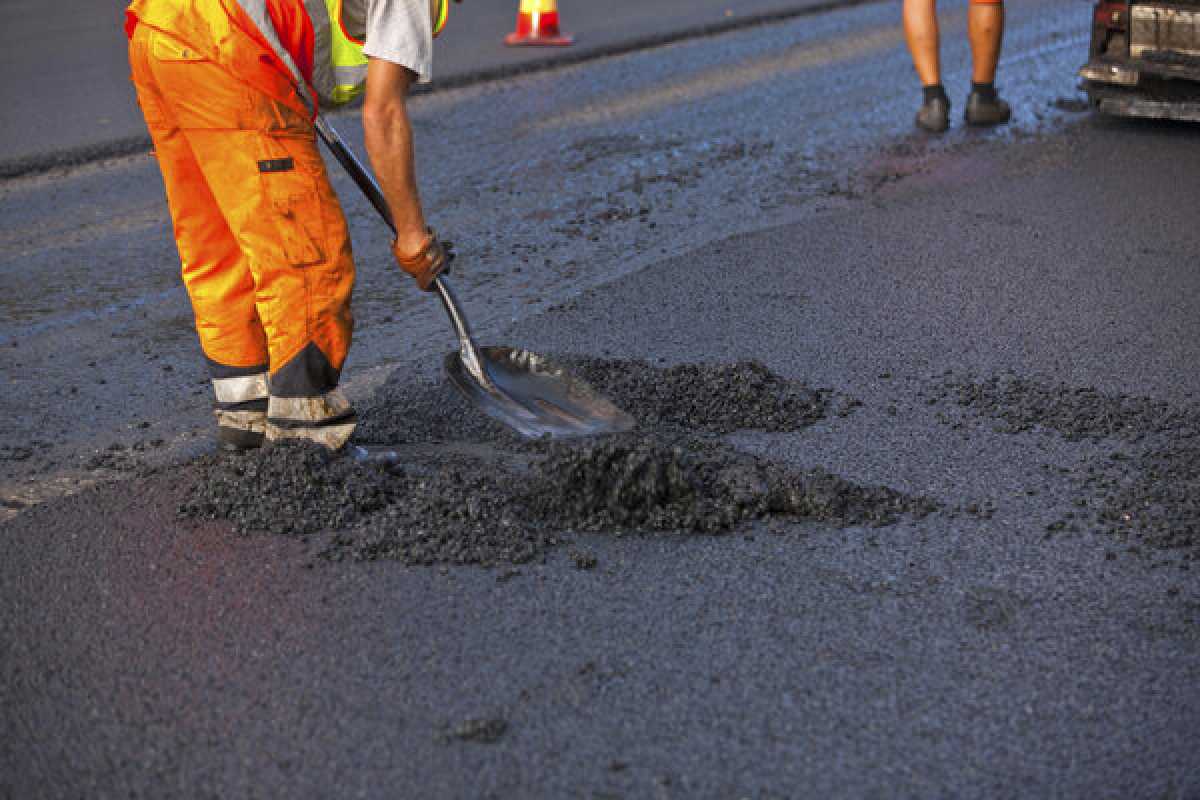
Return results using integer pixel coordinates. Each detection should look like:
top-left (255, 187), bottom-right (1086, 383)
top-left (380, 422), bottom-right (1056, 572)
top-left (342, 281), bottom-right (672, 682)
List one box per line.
top-left (504, 0), bottom-right (574, 46)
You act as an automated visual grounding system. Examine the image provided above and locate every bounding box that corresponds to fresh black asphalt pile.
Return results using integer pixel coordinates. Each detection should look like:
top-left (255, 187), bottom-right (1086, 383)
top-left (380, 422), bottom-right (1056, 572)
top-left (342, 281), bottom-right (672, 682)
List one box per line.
top-left (935, 373), bottom-right (1200, 568)
top-left (181, 358), bottom-right (933, 566)
top-left (352, 357), bottom-right (831, 444)
top-left (560, 357), bottom-right (831, 434)
top-left (527, 437), bottom-right (929, 534)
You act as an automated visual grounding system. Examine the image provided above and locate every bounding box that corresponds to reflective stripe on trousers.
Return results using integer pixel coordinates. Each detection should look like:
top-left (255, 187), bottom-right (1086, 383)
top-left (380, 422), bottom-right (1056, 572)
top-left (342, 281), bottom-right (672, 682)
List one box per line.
top-left (213, 373), bottom-right (269, 406)
top-left (265, 388), bottom-right (357, 450)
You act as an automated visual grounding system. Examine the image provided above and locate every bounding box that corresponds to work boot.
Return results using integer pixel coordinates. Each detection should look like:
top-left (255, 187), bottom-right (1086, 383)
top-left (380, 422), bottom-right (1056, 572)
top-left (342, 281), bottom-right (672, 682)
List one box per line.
top-left (964, 84), bottom-right (1011, 126)
top-left (215, 409), bottom-right (266, 451)
top-left (915, 85), bottom-right (950, 133)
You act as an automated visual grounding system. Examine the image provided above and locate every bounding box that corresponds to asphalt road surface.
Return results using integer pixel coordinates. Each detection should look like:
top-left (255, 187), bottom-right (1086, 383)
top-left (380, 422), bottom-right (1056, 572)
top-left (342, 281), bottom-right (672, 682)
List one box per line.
top-left (0, 0), bottom-right (847, 174)
top-left (3, 0), bottom-right (1199, 796)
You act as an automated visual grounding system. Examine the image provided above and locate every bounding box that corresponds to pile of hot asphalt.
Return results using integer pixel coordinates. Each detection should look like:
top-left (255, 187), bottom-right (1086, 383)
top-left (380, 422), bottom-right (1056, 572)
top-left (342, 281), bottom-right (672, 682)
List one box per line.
top-left (181, 358), bottom-right (936, 566)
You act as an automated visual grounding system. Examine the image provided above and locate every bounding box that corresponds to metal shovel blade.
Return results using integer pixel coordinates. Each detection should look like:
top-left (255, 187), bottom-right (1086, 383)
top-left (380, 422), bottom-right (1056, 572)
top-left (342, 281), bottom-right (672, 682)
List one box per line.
top-left (445, 347), bottom-right (635, 438)
top-left (312, 116), bottom-right (631, 439)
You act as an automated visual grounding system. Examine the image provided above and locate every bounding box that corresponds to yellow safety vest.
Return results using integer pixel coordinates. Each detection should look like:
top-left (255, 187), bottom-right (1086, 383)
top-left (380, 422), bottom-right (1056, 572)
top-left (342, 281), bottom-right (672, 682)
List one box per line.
top-left (232, 0), bottom-right (448, 110)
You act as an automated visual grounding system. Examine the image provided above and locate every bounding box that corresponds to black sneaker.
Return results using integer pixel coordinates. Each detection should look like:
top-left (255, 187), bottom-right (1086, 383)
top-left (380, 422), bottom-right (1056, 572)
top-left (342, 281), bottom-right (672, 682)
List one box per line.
top-left (964, 90), bottom-right (1011, 126)
top-left (915, 96), bottom-right (950, 133)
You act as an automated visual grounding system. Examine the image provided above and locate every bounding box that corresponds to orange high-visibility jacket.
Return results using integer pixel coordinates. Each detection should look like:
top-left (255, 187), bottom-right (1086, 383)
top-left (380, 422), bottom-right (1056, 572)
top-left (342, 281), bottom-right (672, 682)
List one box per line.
top-left (127, 0), bottom-right (449, 114)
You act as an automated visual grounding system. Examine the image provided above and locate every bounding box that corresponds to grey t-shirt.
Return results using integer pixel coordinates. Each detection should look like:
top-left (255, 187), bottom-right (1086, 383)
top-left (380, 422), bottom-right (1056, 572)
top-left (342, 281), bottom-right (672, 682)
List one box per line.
top-left (360, 0), bottom-right (434, 84)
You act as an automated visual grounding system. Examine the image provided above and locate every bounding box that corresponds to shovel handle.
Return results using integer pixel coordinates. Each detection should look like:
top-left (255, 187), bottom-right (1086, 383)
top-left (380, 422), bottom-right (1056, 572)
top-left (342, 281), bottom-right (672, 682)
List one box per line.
top-left (314, 115), bottom-right (395, 234)
top-left (314, 115), bottom-right (490, 385)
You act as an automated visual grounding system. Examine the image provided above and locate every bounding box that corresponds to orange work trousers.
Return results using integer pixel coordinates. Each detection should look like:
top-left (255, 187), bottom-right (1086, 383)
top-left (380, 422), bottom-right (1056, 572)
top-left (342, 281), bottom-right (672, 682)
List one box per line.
top-left (128, 20), bottom-right (356, 449)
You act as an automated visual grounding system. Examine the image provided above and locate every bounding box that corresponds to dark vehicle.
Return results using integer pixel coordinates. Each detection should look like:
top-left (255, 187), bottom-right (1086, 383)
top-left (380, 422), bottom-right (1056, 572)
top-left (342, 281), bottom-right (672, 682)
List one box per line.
top-left (1079, 1), bottom-right (1200, 120)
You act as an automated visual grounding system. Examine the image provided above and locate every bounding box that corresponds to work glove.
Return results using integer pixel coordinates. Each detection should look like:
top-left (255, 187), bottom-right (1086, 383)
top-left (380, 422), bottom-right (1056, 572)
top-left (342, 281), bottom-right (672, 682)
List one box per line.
top-left (392, 228), bottom-right (454, 291)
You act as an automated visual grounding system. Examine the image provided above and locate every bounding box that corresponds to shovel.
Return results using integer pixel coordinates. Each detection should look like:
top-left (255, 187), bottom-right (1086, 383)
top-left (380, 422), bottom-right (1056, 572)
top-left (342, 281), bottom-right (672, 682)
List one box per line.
top-left (315, 115), bottom-right (635, 438)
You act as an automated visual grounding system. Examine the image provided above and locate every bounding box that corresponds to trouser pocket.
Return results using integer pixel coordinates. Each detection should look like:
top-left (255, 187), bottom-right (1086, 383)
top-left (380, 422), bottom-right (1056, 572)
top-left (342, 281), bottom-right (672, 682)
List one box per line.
top-left (256, 136), bottom-right (327, 268)
top-left (151, 31), bottom-right (208, 63)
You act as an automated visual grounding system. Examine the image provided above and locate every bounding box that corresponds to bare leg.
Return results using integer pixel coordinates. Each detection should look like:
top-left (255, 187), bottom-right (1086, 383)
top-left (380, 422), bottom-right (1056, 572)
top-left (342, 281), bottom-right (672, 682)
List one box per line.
top-left (905, 0), bottom-right (950, 131)
top-left (963, 2), bottom-right (1010, 124)
top-left (903, 0), bottom-right (940, 87)
top-left (968, 3), bottom-right (1004, 83)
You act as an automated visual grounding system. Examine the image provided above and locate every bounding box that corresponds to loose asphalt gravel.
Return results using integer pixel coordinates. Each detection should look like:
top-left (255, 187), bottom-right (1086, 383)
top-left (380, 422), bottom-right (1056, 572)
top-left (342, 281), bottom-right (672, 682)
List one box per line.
top-left (3, 0), bottom-right (1200, 796)
top-left (932, 373), bottom-right (1200, 565)
top-left (181, 359), bottom-right (932, 566)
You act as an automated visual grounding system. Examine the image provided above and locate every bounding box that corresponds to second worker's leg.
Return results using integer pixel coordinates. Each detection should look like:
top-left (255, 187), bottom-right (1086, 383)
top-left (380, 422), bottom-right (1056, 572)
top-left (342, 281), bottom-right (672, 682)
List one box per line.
top-left (903, 0), bottom-right (950, 132)
top-left (964, 1), bottom-right (1011, 125)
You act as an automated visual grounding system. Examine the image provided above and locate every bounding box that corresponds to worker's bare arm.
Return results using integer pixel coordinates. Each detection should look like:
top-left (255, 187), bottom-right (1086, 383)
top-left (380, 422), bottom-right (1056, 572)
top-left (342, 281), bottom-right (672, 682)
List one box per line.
top-left (362, 57), bottom-right (429, 257)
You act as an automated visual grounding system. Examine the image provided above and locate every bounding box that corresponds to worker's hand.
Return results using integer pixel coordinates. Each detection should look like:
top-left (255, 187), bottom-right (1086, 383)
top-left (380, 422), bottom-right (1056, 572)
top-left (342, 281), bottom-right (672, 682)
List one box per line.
top-left (392, 228), bottom-right (454, 291)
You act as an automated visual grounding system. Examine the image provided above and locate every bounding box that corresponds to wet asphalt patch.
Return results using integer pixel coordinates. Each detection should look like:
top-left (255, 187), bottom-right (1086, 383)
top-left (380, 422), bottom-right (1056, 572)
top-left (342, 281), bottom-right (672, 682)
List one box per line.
top-left (181, 358), bottom-right (933, 566)
top-left (932, 373), bottom-right (1200, 569)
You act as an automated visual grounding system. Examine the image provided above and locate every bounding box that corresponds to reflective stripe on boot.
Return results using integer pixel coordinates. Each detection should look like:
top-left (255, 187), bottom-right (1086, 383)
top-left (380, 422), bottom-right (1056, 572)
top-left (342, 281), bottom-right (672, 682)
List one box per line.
top-left (265, 389), bottom-right (357, 451)
top-left (213, 370), bottom-right (269, 449)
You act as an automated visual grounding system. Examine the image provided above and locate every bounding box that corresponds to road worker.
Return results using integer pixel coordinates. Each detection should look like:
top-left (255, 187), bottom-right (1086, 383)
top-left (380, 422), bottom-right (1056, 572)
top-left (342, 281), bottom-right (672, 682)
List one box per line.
top-left (903, 0), bottom-right (1011, 132)
top-left (125, 0), bottom-right (455, 451)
